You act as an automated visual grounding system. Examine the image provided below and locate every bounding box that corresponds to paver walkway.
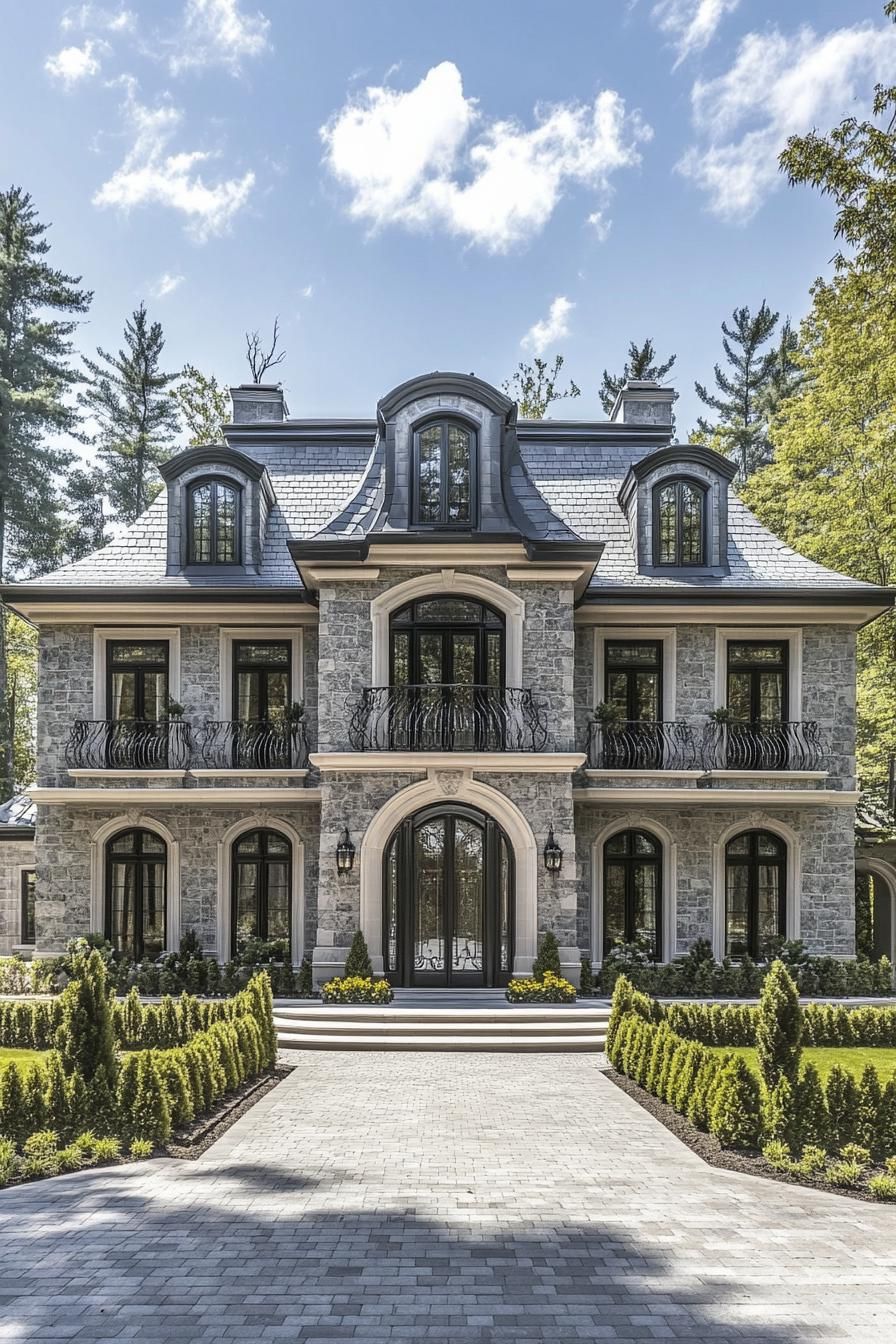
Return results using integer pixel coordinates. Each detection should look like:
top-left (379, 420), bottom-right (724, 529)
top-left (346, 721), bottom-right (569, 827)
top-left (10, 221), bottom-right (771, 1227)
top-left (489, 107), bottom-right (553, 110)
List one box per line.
top-left (1, 1053), bottom-right (895, 1343)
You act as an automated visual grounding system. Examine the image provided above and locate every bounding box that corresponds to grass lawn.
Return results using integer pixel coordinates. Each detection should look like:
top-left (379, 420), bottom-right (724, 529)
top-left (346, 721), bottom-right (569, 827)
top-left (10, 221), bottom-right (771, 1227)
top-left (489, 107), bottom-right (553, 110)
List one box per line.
top-left (0, 1047), bottom-right (46, 1069)
top-left (708, 1045), bottom-right (896, 1082)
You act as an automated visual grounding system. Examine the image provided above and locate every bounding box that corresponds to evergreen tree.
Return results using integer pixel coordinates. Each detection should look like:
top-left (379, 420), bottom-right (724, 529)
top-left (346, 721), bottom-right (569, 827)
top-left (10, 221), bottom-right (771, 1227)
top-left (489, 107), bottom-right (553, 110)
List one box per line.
top-left (171, 364), bottom-right (229, 445)
top-left (0, 186), bottom-right (91, 797)
top-left (6, 611), bottom-right (36, 789)
top-left (80, 302), bottom-right (180, 524)
top-left (599, 337), bottom-right (676, 416)
top-left (343, 929), bottom-right (373, 979)
top-left (503, 355), bottom-right (580, 418)
top-left (755, 960), bottom-right (802, 1091)
top-left (53, 949), bottom-right (117, 1088)
top-left (694, 302), bottom-right (783, 479)
top-left (532, 930), bottom-right (562, 980)
top-left (59, 465), bottom-right (107, 561)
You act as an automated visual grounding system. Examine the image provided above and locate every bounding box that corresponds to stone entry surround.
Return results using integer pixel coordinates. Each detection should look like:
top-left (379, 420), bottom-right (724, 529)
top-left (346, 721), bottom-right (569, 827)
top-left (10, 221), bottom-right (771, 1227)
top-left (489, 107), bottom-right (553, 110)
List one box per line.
top-left (1, 1053), bottom-right (894, 1342)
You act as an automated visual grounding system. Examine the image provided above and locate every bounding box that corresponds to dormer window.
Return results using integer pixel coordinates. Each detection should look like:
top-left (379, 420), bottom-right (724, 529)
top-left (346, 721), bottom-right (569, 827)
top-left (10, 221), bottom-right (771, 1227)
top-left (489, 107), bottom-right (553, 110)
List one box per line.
top-left (653, 478), bottom-right (706, 567)
top-left (413, 420), bottom-right (475, 527)
top-left (188, 478), bottom-right (240, 564)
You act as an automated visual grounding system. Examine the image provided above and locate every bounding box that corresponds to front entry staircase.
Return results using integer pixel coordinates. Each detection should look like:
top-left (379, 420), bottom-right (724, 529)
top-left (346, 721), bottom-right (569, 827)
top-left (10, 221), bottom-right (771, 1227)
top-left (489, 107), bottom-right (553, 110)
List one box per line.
top-left (273, 989), bottom-right (611, 1052)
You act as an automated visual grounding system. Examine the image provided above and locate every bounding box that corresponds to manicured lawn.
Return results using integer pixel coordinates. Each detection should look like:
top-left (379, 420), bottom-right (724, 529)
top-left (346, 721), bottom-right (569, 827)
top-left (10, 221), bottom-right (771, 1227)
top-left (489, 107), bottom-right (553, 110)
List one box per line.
top-left (0, 1047), bottom-right (46, 1069)
top-left (708, 1045), bottom-right (896, 1082)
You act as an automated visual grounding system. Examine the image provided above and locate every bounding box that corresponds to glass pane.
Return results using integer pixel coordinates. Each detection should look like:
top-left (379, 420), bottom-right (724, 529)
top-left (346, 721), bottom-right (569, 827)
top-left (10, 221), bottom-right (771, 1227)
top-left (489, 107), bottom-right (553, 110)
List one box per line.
top-left (726, 834), bottom-right (750, 856)
top-left (418, 633), bottom-right (443, 685)
top-left (385, 839), bottom-right (399, 973)
top-left (605, 833), bottom-right (630, 856)
top-left (142, 862), bottom-right (166, 960)
top-left (22, 871), bottom-right (36, 944)
top-left (392, 632), bottom-right (410, 686)
top-left (111, 672), bottom-right (137, 720)
top-left (633, 672), bottom-right (660, 721)
top-left (265, 672), bottom-right (289, 718)
top-left (415, 598), bottom-right (483, 623)
top-left (415, 818), bottom-right (445, 972)
top-left (757, 832), bottom-right (783, 857)
top-left (634, 832), bottom-right (658, 855)
top-left (110, 831), bottom-right (138, 854)
top-left (727, 671), bottom-right (752, 721)
top-left (758, 672), bottom-right (784, 721)
top-left (633, 861), bottom-right (658, 955)
top-left (216, 484), bottom-right (237, 563)
top-left (110, 643), bottom-right (167, 665)
top-left (728, 643), bottom-right (786, 667)
top-left (606, 644), bottom-right (660, 667)
top-left (603, 863), bottom-right (626, 952)
top-left (236, 643), bottom-right (290, 666)
top-left (417, 426), bottom-right (441, 523)
top-left (234, 864), bottom-right (259, 945)
top-left (450, 634), bottom-right (476, 685)
top-left (109, 863), bottom-right (137, 959)
top-left (447, 425), bottom-right (471, 523)
top-left (266, 862), bottom-right (290, 942)
top-left (452, 819), bottom-right (483, 972)
top-left (238, 672), bottom-right (261, 721)
top-left (757, 864), bottom-right (782, 958)
top-left (726, 865), bottom-right (749, 959)
top-left (657, 484), bottom-right (677, 564)
top-left (486, 632), bottom-right (502, 689)
top-left (142, 671), bottom-right (167, 721)
top-left (680, 483), bottom-right (703, 564)
top-left (140, 832), bottom-right (166, 855)
top-left (191, 483), bottom-right (211, 562)
top-left (265, 832), bottom-right (290, 857)
top-left (606, 671), bottom-right (629, 715)
top-left (498, 836), bottom-right (511, 974)
top-left (236, 832), bottom-right (261, 855)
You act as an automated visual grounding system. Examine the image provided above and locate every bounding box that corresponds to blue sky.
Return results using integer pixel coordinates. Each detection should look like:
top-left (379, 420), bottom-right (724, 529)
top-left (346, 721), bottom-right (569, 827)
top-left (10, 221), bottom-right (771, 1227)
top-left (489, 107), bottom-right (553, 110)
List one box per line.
top-left (3, 0), bottom-right (895, 434)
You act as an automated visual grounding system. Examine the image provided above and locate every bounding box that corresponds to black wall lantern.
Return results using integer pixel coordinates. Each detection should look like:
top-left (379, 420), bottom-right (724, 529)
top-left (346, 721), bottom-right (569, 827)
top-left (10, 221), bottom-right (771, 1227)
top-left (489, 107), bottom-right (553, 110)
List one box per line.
top-left (543, 827), bottom-right (563, 873)
top-left (336, 827), bottom-right (355, 874)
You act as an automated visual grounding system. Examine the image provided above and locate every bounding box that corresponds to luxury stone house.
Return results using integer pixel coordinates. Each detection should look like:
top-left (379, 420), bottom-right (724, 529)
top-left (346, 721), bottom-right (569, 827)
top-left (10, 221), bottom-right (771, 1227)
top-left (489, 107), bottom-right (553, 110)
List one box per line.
top-left (1, 372), bottom-right (891, 985)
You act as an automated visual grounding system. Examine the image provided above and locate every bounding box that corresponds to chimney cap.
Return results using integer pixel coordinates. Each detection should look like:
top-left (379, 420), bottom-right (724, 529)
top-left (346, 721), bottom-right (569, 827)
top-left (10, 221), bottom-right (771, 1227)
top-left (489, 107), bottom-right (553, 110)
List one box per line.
top-left (610, 379), bottom-right (677, 426)
top-left (229, 383), bottom-right (289, 423)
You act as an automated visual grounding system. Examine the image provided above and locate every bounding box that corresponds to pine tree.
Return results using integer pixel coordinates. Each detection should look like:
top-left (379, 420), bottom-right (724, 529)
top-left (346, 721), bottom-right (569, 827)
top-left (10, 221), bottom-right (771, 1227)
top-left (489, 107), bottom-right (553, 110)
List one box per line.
top-left (344, 930), bottom-right (373, 979)
top-left (755, 960), bottom-right (802, 1092)
top-left (80, 302), bottom-right (180, 524)
top-left (0, 186), bottom-right (92, 797)
top-left (694, 302), bottom-right (783, 480)
top-left (599, 337), bottom-right (677, 416)
top-left (53, 949), bottom-right (117, 1087)
top-left (795, 1063), bottom-right (829, 1150)
top-left (708, 1056), bottom-right (761, 1149)
top-left (171, 364), bottom-right (229, 445)
top-left (532, 930), bottom-right (562, 980)
top-left (59, 464), bottom-right (107, 561)
top-left (826, 1066), bottom-right (861, 1152)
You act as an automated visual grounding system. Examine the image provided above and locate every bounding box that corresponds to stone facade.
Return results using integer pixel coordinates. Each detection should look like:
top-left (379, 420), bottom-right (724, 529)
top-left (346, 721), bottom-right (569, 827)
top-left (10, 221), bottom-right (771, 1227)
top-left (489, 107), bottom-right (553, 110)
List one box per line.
top-left (0, 838), bottom-right (35, 958)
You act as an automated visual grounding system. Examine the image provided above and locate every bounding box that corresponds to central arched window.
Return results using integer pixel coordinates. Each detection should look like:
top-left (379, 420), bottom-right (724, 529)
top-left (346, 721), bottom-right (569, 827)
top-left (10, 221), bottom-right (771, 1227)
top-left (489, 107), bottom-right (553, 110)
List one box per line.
top-left (603, 829), bottom-right (661, 959)
top-left (105, 828), bottom-right (167, 961)
top-left (725, 830), bottom-right (786, 960)
top-left (232, 828), bottom-right (292, 955)
top-left (653, 477), bottom-right (706, 566)
top-left (188, 477), bottom-right (240, 564)
top-left (412, 420), bottom-right (476, 527)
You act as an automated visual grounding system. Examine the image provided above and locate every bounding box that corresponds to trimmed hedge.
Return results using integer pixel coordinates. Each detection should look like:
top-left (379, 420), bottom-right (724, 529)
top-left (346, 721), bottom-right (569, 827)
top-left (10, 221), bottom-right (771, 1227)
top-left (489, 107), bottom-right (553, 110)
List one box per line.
top-left (663, 1000), bottom-right (896, 1049)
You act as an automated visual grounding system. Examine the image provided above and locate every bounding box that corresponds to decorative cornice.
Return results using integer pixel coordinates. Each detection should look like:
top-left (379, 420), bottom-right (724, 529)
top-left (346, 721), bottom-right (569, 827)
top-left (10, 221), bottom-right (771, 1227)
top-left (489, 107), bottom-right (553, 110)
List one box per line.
top-left (310, 751), bottom-right (585, 774)
top-left (377, 372), bottom-right (514, 425)
top-left (159, 444), bottom-right (267, 483)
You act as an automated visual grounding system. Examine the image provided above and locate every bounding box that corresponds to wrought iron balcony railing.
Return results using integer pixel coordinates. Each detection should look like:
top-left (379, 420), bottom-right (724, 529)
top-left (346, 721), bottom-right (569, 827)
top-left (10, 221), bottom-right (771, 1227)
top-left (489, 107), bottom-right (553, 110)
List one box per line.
top-left (198, 719), bottom-right (309, 771)
top-left (702, 720), bottom-right (825, 771)
top-left (347, 684), bottom-right (550, 753)
top-left (65, 719), bottom-right (192, 770)
top-left (586, 720), bottom-right (697, 771)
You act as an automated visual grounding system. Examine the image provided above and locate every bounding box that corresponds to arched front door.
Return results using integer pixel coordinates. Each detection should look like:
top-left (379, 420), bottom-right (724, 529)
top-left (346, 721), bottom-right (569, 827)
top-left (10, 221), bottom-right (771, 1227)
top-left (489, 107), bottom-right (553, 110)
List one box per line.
top-left (383, 804), bottom-right (514, 987)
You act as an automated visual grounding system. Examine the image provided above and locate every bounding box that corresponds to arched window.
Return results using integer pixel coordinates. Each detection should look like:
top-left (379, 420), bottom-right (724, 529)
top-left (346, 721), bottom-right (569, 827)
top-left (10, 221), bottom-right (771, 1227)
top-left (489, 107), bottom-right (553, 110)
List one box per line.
top-left (232, 829), bottom-right (292, 955)
top-left (105, 828), bottom-right (167, 961)
top-left (653, 477), bottom-right (706, 566)
top-left (412, 420), bottom-right (476, 527)
top-left (725, 830), bottom-right (786, 960)
top-left (188, 478), bottom-right (240, 564)
top-left (603, 829), bottom-right (661, 959)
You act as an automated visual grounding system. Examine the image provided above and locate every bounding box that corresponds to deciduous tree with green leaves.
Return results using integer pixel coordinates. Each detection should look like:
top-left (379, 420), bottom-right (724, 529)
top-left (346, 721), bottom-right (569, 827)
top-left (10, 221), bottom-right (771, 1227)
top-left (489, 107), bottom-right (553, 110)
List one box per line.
top-left (80, 302), bottom-right (180, 524)
top-left (599, 337), bottom-right (676, 416)
top-left (6, 611), bottom-right (36, 789)
top-left (171, 364), bottom-right (229, 446)
top-left (503, 355), bottom-right (580, 418)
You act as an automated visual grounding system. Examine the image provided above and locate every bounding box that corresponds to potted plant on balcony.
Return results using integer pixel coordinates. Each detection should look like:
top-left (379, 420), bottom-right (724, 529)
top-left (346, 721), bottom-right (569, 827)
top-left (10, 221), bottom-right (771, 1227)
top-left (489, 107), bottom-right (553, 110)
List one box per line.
top-left (591, 700), bottom-right (626, 727)
top-left (707, 706), bottom-right (734, 723)
top-left (162, 695), bottom-right (185, 720)
top-left (285, 701), bottom-right (305, 723)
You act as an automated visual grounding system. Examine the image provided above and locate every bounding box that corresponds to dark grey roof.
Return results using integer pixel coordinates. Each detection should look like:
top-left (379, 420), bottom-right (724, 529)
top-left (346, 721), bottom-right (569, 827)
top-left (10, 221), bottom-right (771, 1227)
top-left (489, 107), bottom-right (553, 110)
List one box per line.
top-left (0, 792), bottom-right (35, 837)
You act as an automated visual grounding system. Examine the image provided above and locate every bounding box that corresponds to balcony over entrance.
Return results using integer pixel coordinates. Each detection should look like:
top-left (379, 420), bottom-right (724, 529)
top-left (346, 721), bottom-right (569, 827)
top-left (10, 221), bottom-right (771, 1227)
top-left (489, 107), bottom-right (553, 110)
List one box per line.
top-left (347, 684), bottom-right (549, 753)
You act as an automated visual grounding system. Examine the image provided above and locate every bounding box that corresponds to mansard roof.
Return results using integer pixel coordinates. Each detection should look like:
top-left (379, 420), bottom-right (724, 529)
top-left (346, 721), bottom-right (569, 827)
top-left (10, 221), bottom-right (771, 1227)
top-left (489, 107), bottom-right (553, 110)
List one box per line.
top-left (3, 371), bottom-right (890, 607)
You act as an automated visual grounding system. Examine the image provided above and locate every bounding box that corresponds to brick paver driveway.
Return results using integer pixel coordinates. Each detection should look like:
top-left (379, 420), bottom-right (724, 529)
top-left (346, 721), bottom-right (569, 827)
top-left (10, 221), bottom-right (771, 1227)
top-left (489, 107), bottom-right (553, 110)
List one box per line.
top-left (2, 1053), bottom-right (895, 1343)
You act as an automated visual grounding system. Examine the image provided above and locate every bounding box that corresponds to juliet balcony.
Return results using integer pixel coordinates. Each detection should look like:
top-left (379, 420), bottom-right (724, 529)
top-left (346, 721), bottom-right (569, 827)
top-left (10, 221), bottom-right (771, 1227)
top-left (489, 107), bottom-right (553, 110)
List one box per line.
top-left (65, 719), bottom-right (193, 771)
top-left (346, 684), bottom-right (550, 753)
top-left (198, 719), bottom-right (309, 771)
top-left (584, 718), bottom-right (826, 774)
top-left (64, 718), bottom-right (310, 773)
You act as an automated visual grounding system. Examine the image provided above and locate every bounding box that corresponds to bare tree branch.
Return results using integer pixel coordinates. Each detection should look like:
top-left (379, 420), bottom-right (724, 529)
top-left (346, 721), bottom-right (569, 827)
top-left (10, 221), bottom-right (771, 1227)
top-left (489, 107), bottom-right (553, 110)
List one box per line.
top-left (244, 317), bottom-right (286, 382)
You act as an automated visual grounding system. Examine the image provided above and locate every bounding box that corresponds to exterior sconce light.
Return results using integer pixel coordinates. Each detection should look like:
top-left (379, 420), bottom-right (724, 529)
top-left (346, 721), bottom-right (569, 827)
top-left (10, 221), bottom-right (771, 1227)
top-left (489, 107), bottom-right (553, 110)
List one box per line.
top-left (543, 827), bottom-right (563, 873)
top-left (336, 827), bottom-right (355, 874)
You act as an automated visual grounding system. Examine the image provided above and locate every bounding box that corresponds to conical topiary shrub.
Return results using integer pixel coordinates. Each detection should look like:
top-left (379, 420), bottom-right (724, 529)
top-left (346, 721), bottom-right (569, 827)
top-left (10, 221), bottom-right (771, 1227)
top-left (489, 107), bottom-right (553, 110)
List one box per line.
top-left (344, 930), bottom-right (373, 979)
top-left (532, 931), bottom-right (561, 980)
top-left (756, 959), bottom-right (802, 1092)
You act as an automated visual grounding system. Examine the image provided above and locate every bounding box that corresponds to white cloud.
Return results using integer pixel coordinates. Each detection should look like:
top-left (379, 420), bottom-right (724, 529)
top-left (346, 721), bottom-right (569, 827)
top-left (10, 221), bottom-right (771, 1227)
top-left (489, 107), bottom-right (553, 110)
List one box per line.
top-left (586, 209), bottom-right (611, 241)
top-left (93, 81), bottom-right (255, 239)
top-left (651, 0), bottom-right (738, 67)
top-left (169, 0), bottom-right (271, 76)
top-left (521, 296), bottom-right (574, 356)
top-left (678, 21), bottom-right (896, 221)
top-left (321, 61), bottom-right (651, 252)
top-left (61, 5), bottom-right (135, 33)
top-left (45, 40), bottom-right (105, 86)
top-left (301, 284), bottom-right (313, 298)
top-left (151, 272), bottom-right (185, 297)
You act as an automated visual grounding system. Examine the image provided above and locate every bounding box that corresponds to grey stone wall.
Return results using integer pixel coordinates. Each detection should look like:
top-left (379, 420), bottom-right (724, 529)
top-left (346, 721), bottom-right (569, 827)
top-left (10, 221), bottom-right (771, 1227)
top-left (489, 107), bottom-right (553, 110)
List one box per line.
top-left (0, 839), bottom-right (35, 957)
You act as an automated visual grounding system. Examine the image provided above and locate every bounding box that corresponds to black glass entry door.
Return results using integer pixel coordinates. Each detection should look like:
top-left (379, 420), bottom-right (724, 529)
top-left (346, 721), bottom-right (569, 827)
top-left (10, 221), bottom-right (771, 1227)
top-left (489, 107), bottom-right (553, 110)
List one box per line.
top-left (384, 805), bottom-right (513, 987)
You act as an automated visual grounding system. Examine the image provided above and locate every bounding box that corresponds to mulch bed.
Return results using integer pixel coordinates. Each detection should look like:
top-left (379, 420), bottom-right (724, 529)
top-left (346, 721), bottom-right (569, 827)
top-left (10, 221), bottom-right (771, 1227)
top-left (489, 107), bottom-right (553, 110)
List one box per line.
top-left (163, 1064), bottom-right (292, 1159)
top-left (602, 1065), bottom-right (887, 1203)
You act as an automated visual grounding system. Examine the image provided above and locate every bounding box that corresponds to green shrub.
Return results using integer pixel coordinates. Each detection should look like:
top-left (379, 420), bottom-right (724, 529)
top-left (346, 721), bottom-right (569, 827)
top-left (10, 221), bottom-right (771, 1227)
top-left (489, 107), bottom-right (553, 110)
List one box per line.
top-left (797, 1144), bottom-right (827, 1177)
top-left (0, 1063), bottom-right (28, 1146)
top-left (840, 1143), bottom-right (871, 1168)
top-left (606, 976), bottom-right (633, 1059)
top-left (122, 1054), bottom-right (172, 1146)
top-left (92, 1136), bottom-right (122, 1163)
top-left (506, 971), bottom-right (577, 1004)
top-left (57, 1145), bottom-right (82, 1173)
top-left (646, 1024), bottom-right (670, 1096)
top-left (156, 996), bottom-right (181, 1050)
top-left (878, 1082), bottom-right (896, 1159)
top-left (761, 1139), bottom-right (794, 1171)
top-left (296, 956), bottom-right (314, 997)
top-left (755, 960), bottom-right (802, 1092)
top-left (858, 1065), bottom-right (884, 1156)
top-left (72, 1132), bottom-right (99, 1167)
top-left (795, 1063), bottom-right (828, 1150)
top-left (156, 1051), bottom-right (195, 1128)
top-left (43, 1052), bottom-right (70, 1138)
top-left (824, 1159), bottom-right (864, 1187)
top-left (21, 1130), bottom-right (60, 1179)
top-left (532, 931), bottom-right (562, 980)
top-left (85, 1068), bottom-right (117, 1139)
top-left (344, 929), bottom-right (373, 979)
top-left (322, 975), bottom-right (393, 1005)
top-left (54, 949), bottom-right (117, 1088)
top-left (117, 987), bottom-right (144, 1049)
top-left (0, 1137), bottom-right (16, 1187)
top-left (761, 1076), bottom-right (798, 1148)
top-left (129, 1138), bottom-right (154, 1159)
top-left (686, 1055), bottom-right (722, 1130)
top-left (579, 957), bottom-right (594, 996)
top-left (709, 1056), bottom-right (761, 1149)
top-left (22, 1065), bottom-right (47, 1135)
top-left (826, 1066), bottom-right (861, 1152)
top-left (868, 1174), bottom-right (896, 1200)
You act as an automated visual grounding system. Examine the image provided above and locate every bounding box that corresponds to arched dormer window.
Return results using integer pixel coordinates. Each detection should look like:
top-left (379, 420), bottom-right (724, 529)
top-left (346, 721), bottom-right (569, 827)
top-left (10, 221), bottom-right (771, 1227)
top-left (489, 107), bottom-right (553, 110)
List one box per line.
top-left (188, 477), bottom-right (241, 564)
top-left (412, 420), bottom-right (476, 528)
top-left (653, 477), bottom-right (706, 567)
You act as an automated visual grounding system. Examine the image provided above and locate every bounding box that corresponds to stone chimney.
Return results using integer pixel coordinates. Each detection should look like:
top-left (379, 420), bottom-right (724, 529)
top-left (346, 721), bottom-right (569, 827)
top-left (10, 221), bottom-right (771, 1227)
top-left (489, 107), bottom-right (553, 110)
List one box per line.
top-left (229, 383), bottom-right (289, 424)
top-left (610, 379), bottom-right (676, 427)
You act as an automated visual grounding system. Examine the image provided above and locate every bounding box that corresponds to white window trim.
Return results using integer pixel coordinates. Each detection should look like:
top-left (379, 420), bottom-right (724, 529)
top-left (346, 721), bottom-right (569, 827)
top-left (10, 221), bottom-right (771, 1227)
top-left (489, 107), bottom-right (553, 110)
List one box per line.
top-left (591, 815), bottom-right (677, 965)
top-left (218, 628), bottom-right (303, 719)
top-left (89, 814), bottom-right (181, 952)
top-left (93, 628), bottom-right (182, 720)
top-left (215, 814), bottom-right (305, 966)
top-left (592, 627), bottom-right (677, 720)
top-left (713, 627), bottom-right (802, 719)
top-left (711, 815), bottom-right (801, 960)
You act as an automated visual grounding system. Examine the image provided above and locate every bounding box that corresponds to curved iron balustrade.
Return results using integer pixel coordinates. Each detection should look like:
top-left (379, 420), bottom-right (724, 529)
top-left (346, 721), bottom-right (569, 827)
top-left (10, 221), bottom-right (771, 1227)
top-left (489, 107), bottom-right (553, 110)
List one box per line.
top-left (702, 720), bottom-right (825, 771)
top-left (348, 684), bottom-right (550, 752)
top-left (65, 719), bottom-right (192, 770)
top-left (199, 719), bottom-right (309, 770)
top-left (587, 720), bottom-right (697, 770)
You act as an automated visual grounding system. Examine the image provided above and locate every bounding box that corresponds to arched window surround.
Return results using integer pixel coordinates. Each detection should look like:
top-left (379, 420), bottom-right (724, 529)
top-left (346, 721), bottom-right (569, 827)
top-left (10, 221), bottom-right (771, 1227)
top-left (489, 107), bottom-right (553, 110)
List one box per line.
top-left (591, 817), bottom-right (677, 963)
top-left (711, 817), bottom-right (800, 959)
top-left (722, 829), bottom-right (787, 961)
top-left (651, 474), bottom-right (708, 568)
top-left (90, 815), bottom-right (180, 952)
top-left (186, 475), bottom-right (243, 566)
top-left (216, 815), bottom-right (305, 965)
top-left (231, 827), bottom-right (293, 957)
top-left (410, 414), bottom-right (479, 530)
